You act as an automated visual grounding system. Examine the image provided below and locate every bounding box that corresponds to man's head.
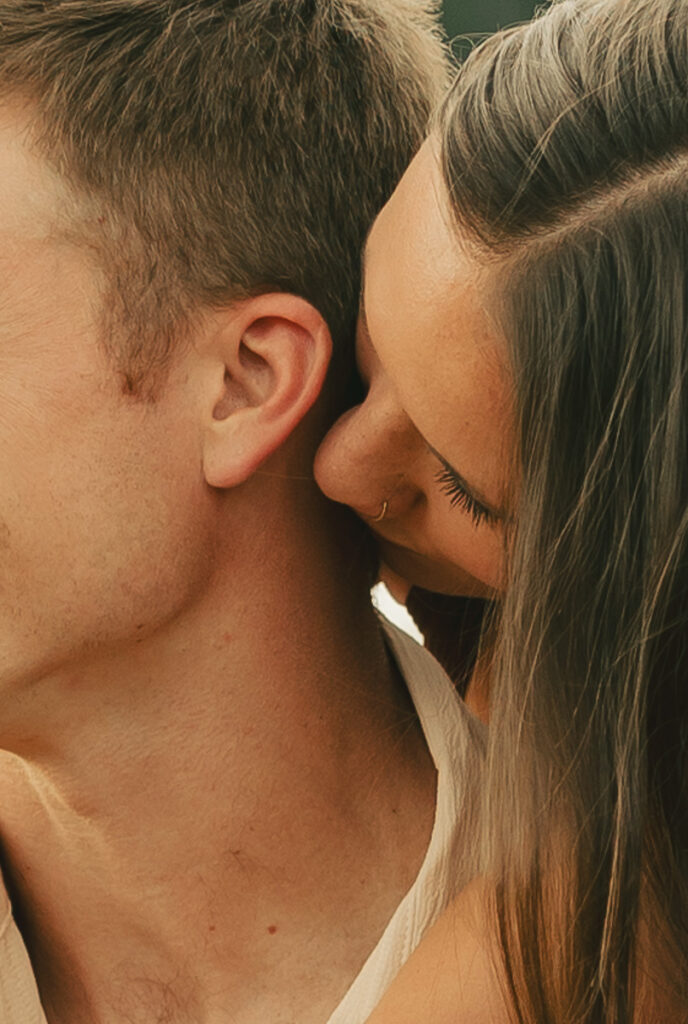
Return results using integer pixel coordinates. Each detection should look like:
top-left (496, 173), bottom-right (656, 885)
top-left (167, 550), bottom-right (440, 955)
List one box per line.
top-left (0, 0), bottom-right (446, 389)
top-left (0, 0), bottom-right (447, 698)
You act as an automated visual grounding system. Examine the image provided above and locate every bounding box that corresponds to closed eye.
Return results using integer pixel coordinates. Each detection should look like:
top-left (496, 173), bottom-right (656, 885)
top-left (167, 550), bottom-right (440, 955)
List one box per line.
top-left (433, 458), bottom-right (496, 528)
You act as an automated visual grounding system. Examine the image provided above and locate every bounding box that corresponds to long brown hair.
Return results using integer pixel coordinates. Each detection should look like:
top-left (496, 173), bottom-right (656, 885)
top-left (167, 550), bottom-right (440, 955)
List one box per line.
top-left (439, 1), bottom-right (688, 1019)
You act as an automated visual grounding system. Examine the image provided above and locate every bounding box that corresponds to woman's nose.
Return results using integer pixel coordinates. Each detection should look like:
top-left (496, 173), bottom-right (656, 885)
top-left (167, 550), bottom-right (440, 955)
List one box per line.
top-left (314, 387), bottom-right (420, 519)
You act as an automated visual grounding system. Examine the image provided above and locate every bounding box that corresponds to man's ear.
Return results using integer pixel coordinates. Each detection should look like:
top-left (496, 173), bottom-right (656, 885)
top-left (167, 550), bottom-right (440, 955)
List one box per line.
top-left (201, 293), bottom-right (332, 488)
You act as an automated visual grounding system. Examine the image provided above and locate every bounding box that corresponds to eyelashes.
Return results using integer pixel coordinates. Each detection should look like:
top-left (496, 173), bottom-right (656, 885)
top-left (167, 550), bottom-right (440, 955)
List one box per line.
top-left (434, 464), bottom-right (494, 528)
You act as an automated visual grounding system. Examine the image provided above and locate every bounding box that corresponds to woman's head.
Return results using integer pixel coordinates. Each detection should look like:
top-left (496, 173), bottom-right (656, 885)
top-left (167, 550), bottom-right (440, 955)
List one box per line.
top-left (436, 2), bottom-right (688, 1016)
top-left (319, 0), bottom-right (688, 1017)
top-left (314, 140), bottom-right (512, 597)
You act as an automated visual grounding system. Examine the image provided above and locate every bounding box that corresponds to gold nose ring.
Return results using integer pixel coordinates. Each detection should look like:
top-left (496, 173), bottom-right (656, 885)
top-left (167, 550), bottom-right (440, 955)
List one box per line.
top-left (371, 499), bottom-right (389, 523)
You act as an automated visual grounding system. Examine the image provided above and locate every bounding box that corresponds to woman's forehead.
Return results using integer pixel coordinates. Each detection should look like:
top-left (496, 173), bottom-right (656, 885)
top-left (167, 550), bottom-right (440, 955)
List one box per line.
top-left (365, 143), bottom-right (505, 392)
top-left (366, 140), bottom-right (460, 298)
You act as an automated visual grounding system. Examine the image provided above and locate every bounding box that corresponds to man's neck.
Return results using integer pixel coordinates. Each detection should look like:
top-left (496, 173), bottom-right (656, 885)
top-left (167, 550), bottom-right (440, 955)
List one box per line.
top-left (0, 502), bottom-right (436, 1024)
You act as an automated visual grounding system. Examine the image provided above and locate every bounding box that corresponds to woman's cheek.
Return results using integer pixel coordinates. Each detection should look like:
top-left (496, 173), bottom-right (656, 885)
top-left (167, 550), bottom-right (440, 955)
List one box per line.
top-left (441, 521), bottom-right (505, 594)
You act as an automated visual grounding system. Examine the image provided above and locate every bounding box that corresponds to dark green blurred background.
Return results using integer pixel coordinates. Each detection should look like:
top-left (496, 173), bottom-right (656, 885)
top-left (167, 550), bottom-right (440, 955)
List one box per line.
top-left (441, 0), bottom-right (538, 40)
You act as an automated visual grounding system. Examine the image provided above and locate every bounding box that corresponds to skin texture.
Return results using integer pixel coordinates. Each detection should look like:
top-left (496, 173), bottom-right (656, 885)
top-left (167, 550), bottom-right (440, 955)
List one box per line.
top-left (314, 141), bottom-right (512, 600)
top-left (0, 104), bottom-right (438, 1024)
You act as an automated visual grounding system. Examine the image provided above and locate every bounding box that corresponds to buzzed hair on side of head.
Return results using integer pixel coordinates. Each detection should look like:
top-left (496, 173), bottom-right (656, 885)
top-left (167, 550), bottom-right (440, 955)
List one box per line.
top-left (0, 0), bottom-right (447, 392)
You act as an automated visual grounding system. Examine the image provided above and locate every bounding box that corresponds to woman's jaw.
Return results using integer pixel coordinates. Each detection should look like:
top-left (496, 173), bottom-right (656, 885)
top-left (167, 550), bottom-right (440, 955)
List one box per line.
top-left (370, 530), bottom-right (497, 598)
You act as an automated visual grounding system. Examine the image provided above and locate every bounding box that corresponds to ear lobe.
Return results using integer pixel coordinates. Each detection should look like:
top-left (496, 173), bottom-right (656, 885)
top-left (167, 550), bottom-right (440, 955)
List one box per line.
top-left (203, 294), bottom-right (332, 488)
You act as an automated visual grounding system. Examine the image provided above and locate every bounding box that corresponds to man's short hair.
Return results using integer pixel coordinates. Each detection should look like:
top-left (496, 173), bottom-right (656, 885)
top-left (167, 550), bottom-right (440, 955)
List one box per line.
top-left (0, 0), bottom-right (447, 392)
